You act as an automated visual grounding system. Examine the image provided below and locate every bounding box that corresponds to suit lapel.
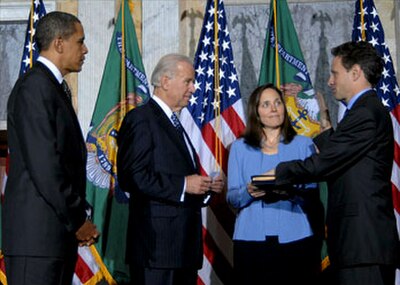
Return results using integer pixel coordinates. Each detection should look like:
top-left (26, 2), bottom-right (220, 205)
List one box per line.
top-left (149, 100), bottom-right (196, 171)
top-left (36, 63), bottom-right (87, 162)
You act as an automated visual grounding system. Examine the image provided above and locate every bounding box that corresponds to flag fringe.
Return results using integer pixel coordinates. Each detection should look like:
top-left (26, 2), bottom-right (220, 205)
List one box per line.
top-left (87, 246), bottom-right (117, 285)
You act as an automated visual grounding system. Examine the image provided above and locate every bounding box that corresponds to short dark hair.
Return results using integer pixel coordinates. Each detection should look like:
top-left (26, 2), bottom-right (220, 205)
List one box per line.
top-left (242, 83), bottom-right (297, 148)
top-left (331, 41), bottom-right (383, 87)
top-left (36, 11), bottom-right (81, 51)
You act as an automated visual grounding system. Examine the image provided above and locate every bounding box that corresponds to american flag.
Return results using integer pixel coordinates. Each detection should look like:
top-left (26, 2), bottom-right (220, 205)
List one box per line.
top-left (180, 0), bottom-right (245, 284)
top-left (352, 0), bottom-right (400, 283)
top-left (19, 0), bottom-right (46, 76)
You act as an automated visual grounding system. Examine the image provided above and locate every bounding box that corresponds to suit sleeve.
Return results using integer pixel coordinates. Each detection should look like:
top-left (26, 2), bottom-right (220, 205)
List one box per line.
top-left (117, 112), bottom-right (185, 203)
top-left (276, 107), bottom-right (377, 185)
top-left (13, 79), bottom-right (86, 232)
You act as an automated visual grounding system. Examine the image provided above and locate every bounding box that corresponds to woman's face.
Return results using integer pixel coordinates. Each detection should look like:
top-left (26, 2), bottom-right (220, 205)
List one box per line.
top-left (257, 88), bottom-right (285, 130)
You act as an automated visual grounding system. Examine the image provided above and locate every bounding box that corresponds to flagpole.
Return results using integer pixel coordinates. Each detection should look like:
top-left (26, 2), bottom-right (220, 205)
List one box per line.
top-left (213, 0), bottom-right (222, 173)
top-left (360, 0), bottom-right (366, 41)
top-left (29, 0), bottom-right (34, 69)
top-left (120, 0), bottom-right (127, 120)
top-left (273, 0), bottom-right (281, 89)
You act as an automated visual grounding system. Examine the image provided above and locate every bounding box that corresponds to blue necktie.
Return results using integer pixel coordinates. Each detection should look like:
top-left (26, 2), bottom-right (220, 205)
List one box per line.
top-left (171, 113), bottom-right (184, 134)
top-left (171, 113), bottom-right (197, 168)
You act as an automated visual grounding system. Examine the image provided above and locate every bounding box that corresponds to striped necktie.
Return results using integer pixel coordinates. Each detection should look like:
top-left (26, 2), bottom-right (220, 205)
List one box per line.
top-left (171, 112), bottom-right (183, 134)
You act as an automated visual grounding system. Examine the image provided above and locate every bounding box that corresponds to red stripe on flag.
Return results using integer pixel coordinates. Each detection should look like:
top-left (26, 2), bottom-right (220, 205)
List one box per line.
top-left (198, 124), bottom-right (236, 235)
top-left (392, 106), bottom-right (400, 214)
top-left (202, 226), bottom-right (233, 284)
top-left (221, 106), bottom-right (245, 138)
top-left (394, 141), bottom-right (400, 168)
top-left (74, 253), bottom-right (94, 283)
top-left (393, 184), bottom-right (400, 214)
top-left (200, 124), bottom-right (229, 174)
top-left (197, 276), bottom-right (206, 285)
top-left (209, 195), bottom-right (235, 238)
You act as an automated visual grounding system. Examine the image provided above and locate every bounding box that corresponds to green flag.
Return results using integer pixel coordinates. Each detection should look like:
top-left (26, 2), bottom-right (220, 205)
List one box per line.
top-left (85, 0), bottom-right (149, 282)
top-left (259, 0), bottom-right (329, 271)
top-left (259, 0), bottom-right (320, 138)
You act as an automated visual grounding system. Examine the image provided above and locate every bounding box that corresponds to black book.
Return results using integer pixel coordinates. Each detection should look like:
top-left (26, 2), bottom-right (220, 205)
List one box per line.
top-left (251, 175), bottom-right (293, 202)
top-left (251, 175), bottom-right (276, 189)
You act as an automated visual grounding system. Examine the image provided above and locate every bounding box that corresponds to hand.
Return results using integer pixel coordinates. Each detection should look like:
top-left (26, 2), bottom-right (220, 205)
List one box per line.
top-left (247, 183), bottom-right (266, 198)
top-left (280, 82), bottom-right (302, 97)
top-left (185, 175), bottom-right (212, 195)
top-left (316, 91), bottom-right (332, 131)
top-left (76, 220), bottom-right (100, 247)
top-left (209, 175), bottom-right (225, 194)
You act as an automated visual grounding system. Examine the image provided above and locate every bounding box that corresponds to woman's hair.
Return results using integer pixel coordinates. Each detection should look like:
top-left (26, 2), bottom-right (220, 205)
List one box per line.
top-left (242, 83), bottom-right (297, 148)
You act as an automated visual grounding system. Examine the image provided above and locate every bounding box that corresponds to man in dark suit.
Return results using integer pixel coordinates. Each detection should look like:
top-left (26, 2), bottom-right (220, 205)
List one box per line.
top-left (3, 12), bottom-right (99, 285)
top-left (117, 54), bottom-right (224, 285)
top-left (272, 41), bottom-right (400, 285)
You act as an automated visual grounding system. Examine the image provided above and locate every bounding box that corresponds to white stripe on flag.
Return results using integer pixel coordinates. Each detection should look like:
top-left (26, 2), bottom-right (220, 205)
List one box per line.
top-left (391, 113), bottom-right (400, 147)
top-left (181, 109), bottom-right (219, 175)
top-left (201, 207), bottom-right (234, 266)
top-left (199, 252), bottom-right (223, 285)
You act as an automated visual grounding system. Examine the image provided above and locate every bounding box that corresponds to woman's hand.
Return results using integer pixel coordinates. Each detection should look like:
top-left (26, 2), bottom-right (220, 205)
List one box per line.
top-left (247, 183), bottom-right (266, 198)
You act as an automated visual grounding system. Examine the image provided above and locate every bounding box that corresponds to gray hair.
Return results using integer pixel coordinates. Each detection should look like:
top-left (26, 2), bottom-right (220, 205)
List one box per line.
top-left (151, 54), bottom-right (193, 87)
top-left (36, 11), bottom-right (81, 52)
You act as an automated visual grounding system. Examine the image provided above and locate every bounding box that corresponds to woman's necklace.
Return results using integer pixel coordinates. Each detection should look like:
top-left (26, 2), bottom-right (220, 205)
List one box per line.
top-left (261, 136), bottom-right (280, 153)
top-left (261, 137), bottom-right (279, 148)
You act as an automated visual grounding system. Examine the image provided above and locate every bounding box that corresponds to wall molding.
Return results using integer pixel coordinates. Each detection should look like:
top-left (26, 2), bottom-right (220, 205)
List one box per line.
top-left (0, 2), bottom-right (55, 22)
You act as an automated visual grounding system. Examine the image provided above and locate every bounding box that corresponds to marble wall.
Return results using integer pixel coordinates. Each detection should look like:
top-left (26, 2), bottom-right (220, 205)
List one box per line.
top-left (225, 2), bottom-right (354, 125)
top-left (0, 0), bottom-right (399, 134)
top-left (0, 1), bottom-right (55, 129)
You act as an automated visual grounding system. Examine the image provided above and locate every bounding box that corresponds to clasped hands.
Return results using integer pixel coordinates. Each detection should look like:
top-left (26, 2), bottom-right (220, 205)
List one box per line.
top-left (185, 174), bottom-right (225, 195)
top-left (75, 220), bottom-right (100, 247)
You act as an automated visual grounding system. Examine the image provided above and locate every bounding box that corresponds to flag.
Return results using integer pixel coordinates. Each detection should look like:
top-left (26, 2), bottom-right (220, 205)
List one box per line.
top-left (0, 1), bottom-right (46, 284)
top-left (352, 1), bottom-right (400, 283)
top-left (19, 0), bottom-right (46, 76)
top-left (84, 0), bottom-right (149, 283)
top-left (258, 0), bottom-right (320, 138)
top-left (180, 0), bottom-right (246, 283)
top-left (258, 0), bottom-right (329, 270)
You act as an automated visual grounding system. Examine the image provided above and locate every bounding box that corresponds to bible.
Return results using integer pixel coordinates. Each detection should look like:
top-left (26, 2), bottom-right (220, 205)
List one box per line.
top-left (251, 175), bottom-right (276, 190)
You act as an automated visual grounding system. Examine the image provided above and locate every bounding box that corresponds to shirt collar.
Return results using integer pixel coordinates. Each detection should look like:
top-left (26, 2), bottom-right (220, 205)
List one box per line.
top-left (346, 88), bottom-right (372, 110)
top-left (37, 56), bottom-right (63, 84)
top-left (152, 94), bottom-right (174, 120)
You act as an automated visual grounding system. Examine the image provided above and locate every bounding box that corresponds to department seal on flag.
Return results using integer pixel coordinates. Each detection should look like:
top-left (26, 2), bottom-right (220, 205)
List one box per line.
top-left (86, 94), bottom-right (144, 204)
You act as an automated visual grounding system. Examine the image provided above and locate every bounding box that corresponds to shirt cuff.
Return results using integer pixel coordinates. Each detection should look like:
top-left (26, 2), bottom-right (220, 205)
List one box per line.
top-left (180, 177), bottom-right (186, 202)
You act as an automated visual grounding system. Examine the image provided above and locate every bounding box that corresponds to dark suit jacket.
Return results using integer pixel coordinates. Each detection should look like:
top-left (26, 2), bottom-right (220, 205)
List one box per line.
top-left (3, 62), bottom-right (87, 257)
top-left (276, 91), bottom-right (400, 268)
top-left (117, 98), bottom-right (205, 269)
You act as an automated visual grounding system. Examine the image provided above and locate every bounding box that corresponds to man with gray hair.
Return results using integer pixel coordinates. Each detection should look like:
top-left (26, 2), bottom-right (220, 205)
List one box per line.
top-left (117, 53), bottom-right (224, 285)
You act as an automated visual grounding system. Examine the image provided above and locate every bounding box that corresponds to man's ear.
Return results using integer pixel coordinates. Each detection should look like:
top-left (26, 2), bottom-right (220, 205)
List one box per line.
top-left (54, 37), bottom-right (63, 53)
top-left (160, 75), bottom-right (170, 90)
top-left (351, 64), bottom-right (362, 81)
